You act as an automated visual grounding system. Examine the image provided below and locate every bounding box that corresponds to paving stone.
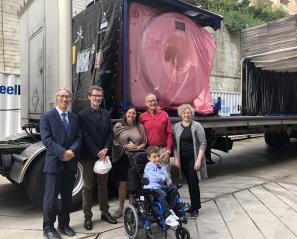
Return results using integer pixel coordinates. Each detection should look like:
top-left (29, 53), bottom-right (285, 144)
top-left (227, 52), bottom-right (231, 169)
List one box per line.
top-left (235, 189), bottom-right (296, 239)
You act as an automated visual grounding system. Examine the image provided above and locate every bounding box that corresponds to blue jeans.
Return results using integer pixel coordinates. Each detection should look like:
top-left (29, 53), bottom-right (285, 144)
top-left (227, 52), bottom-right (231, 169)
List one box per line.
top-left (152, 185), bottom-right (178, 217)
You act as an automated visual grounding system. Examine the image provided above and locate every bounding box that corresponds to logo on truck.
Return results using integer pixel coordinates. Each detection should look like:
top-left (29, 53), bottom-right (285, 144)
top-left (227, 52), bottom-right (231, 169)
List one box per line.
top-left (0, 84), bottom-right (21, 95)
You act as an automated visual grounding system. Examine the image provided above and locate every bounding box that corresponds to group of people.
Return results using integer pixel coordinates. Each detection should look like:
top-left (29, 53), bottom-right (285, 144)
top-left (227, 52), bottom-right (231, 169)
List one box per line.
top-left (40, 86), bottom-right (208, 239)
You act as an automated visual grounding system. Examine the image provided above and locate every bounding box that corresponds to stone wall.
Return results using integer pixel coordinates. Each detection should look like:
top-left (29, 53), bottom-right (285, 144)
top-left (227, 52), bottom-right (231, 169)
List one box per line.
top-left (208, 26), bottom-right (241, 93)
top-left (73, 0), bottom-right (91, 16)
top-left (0, 0), bottom-right (22, 74)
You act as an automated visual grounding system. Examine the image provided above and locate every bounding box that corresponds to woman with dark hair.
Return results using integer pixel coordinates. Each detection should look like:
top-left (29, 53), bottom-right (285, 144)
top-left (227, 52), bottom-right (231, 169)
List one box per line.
top-left (112, 106), bottom-right (147, 218)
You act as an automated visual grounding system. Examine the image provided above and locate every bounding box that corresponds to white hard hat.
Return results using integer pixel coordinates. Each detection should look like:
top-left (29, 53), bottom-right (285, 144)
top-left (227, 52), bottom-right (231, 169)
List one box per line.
top-left (93, 156), bottom-right (112, 174)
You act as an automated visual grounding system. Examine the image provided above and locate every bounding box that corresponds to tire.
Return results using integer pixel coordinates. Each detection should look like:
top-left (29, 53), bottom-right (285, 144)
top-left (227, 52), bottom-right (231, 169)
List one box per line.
top-left (175, 227), bottom-right (190, 239)
top-left (23, 154), bottom-right (45, 207)
top-left (264, 132), bottom-right (289, 147)
top-left (23, 154), bottom-right (83, 210)
top-left (124, 205), bottom-right (139, 239)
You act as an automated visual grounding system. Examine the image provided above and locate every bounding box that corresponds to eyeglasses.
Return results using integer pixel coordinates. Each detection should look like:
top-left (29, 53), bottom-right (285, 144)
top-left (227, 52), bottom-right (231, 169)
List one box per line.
top-left (146, 99), bottom-right (157, 103)
top-left (91, 94), bottom-right (103, 98)
top-left (58, 95), bottom-right (71, 99)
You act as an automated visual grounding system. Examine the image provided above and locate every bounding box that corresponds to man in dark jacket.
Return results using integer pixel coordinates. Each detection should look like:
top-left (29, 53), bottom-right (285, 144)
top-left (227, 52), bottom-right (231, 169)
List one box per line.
top-left (40, 88), bottom-right (81, 239)
top-left (78, 85), bottom-right (117, 230)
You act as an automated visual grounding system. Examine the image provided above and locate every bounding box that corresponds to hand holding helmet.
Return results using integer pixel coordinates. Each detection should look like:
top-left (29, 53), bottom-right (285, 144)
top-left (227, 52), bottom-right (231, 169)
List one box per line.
top-left (93, 156), bottom-right (112, 174)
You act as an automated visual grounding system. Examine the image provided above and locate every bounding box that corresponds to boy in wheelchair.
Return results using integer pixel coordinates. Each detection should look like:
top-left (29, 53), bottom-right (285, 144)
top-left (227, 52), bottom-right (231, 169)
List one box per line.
top-left (143, 146), bottom-right (179, 227)
top-left (124, 146), bottom-right (190, 239)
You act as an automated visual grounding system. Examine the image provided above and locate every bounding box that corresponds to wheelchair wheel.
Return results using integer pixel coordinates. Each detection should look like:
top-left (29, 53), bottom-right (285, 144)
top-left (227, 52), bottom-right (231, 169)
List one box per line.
top-left (175, 227), bottom-right (190, 239)
top-left (124, 205), bottom-right (139, 239)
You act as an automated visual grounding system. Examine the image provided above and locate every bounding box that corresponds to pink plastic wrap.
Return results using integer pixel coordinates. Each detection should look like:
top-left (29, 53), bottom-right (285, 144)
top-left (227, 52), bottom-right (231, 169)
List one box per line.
top-left (128, 2), bottom-right (216, 114)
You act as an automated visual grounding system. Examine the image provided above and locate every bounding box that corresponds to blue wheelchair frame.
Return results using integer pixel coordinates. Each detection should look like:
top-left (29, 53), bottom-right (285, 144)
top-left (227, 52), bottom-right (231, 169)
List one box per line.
top-left (123, 151), bottom-right (190, 239)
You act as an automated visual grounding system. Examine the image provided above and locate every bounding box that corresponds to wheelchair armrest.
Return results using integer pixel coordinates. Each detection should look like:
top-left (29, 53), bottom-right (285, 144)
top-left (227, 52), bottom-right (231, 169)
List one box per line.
top-left (142, 177), bottom-right (149, 186)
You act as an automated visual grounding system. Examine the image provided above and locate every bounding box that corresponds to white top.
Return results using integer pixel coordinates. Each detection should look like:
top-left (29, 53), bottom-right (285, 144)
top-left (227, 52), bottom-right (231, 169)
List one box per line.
top-left (56, 107), bottom-right (69, 123)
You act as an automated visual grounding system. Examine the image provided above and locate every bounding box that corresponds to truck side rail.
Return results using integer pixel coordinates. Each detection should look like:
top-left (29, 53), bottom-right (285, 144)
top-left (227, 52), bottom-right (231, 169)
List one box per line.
top-left (113, 115), bottom-right (297, 137)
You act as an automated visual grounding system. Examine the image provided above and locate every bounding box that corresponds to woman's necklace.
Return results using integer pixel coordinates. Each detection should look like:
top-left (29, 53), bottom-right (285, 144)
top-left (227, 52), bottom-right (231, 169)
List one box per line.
top-left (181, 121), bottom-right (191, 127)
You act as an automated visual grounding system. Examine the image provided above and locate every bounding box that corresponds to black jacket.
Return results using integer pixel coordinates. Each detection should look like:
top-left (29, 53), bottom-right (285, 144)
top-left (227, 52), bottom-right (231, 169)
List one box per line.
top-left (78, 107), bottom-right (113, 160)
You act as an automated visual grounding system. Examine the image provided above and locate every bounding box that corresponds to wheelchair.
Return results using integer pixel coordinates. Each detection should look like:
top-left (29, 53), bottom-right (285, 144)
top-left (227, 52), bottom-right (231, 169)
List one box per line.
top-left (123, 150), bottom-right (190, 239)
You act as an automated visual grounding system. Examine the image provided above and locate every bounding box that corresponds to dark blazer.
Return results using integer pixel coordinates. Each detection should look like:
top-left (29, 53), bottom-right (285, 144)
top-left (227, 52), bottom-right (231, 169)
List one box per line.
top-left (40, 108), bottom-right (81, 173)
top-left (78, 107), bottom-right (113, 160)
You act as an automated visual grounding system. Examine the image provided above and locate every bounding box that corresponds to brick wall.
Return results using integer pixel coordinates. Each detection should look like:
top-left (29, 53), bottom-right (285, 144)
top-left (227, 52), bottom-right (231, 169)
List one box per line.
top-left (0, 0), bottom-right (22, 74)
top-left (73, 0), bottom-right (91, 16)
top-left (208, 26), bottom-right (241, 93)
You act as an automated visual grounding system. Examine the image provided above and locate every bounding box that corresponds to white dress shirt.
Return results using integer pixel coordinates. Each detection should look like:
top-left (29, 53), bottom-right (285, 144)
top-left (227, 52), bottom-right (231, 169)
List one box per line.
top-left (56, 107), bottom-right (69, 124)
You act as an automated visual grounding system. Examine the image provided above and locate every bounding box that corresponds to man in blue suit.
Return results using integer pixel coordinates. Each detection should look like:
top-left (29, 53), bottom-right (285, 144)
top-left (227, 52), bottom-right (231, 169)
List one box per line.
top-left (40, 88), bottom-right (81, 239)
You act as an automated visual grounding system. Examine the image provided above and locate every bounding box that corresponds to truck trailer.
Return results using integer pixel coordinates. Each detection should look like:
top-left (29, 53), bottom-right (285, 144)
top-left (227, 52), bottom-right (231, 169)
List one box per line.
top-left (1, 0), bottom-right (297, 208)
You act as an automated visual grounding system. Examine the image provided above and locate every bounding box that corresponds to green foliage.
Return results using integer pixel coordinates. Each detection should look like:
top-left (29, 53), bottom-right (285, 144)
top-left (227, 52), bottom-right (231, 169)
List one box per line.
top-left (185, 0), bottom-right (289, 32)
top-left (219, 9), bottom-right (266, 32)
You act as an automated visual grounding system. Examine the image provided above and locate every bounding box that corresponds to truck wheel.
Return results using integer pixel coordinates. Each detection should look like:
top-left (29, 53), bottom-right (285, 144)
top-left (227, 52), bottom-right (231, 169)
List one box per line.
top-left (24, 154), bottom-right (83, 209)
top-left (23, 154), bottom-right (45, 207)
top-left (264, 132), bottom-right (289, 147)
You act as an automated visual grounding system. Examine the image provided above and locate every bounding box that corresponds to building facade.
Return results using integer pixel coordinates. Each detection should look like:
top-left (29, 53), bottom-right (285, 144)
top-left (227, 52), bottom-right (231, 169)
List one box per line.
top-left (274, 0), bottom-right (297, 14)
top-left (0, 0), bottom-right (90, 139)
top-left (250, 0), bottom-right (297, 14)
top-left (0, 0), bottom-right (91, 75)
top-left (73, 0), bottom-right (91, 16)
top-left (0, 0), bottom-right (22, 74)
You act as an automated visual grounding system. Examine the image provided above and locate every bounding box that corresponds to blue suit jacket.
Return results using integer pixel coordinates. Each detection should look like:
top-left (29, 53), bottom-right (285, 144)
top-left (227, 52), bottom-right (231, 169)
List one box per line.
top-left (40, 108), bottom-right (81, 173)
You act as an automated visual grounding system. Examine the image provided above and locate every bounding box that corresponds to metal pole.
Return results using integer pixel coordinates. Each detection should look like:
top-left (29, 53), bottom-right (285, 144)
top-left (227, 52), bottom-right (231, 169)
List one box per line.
top-left (58, 0), bottom-right (72, 91)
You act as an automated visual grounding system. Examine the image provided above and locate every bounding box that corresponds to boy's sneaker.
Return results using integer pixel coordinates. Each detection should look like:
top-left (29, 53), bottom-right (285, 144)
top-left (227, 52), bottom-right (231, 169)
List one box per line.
top-left (169, 209), bottom-right (179, 220)
top-left (165, 215), bottom-right (179, 227)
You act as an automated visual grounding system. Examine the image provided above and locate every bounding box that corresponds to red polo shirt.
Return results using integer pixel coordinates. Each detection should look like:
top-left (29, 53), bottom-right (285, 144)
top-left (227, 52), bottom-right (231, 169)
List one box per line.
top-left (140, 110), bottom-right (173, 152)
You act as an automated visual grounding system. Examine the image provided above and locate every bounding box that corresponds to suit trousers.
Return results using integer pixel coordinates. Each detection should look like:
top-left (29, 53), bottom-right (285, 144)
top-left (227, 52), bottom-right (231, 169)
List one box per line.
top-left (82, 159), bottom-right (109, 219)
top-left (180, 155), bottom-right (201, 210)
top-left (43, 170), bottom-right (75, 233)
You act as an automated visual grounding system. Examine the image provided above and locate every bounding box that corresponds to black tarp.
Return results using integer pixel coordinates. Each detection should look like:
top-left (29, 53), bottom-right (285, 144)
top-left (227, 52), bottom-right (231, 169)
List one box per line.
top-left (72, 0), bottom-right (122, 114)
top-left (71, 0), bottom-right (223, 116)
top-left (242, 61), bottom-right (297, 115)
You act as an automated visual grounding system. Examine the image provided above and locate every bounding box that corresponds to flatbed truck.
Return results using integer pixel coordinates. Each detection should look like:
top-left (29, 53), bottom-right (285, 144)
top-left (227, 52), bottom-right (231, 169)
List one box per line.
top-left (1, 0), bottom-right (296, 207)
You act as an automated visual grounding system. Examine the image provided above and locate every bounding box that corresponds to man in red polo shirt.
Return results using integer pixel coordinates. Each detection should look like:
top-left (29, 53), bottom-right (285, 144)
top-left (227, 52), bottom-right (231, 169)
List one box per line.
top-left (140, 93), bottom-right (173, 163)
